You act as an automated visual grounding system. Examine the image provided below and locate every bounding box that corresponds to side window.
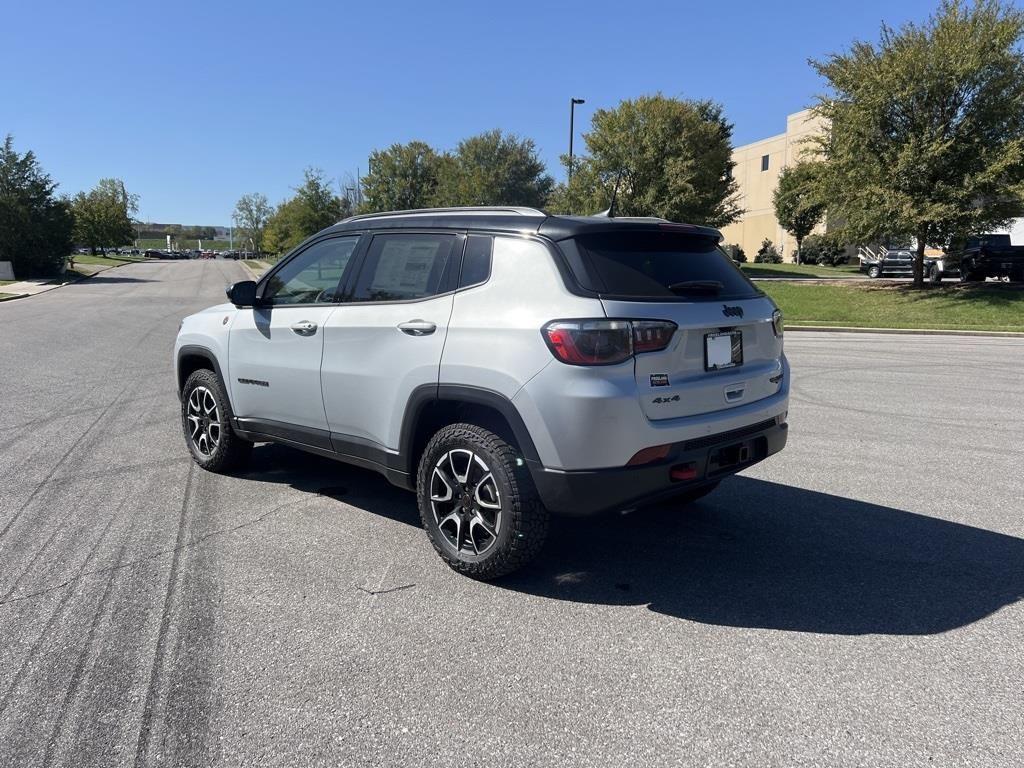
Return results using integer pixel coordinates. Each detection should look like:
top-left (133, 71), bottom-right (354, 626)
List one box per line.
top-left (262, 236), bottom-right (359, 305)
top-left (459, 235), bottom-right (492, 288)
top-left (348, 233), bottom-right (456, 302)
top-left (760, 154), bottom-right (770, 172)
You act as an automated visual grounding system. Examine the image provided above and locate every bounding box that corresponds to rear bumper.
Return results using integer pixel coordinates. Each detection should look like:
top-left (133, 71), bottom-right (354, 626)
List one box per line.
top-left (528, 418), bottom-right (788, 516)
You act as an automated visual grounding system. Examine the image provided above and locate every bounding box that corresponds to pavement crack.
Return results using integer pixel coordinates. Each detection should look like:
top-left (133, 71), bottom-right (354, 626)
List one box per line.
top-left (355, 583), bottom-right (416, 596)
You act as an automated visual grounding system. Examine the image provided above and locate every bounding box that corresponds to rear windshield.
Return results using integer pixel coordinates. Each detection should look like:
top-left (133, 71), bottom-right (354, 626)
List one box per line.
top-left (561, 231), bottom-right (761, 301)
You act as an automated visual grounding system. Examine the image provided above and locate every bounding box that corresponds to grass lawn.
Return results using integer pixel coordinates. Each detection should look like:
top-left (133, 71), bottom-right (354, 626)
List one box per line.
top-left (243, 259), bottom-right (274, 273)
top-left (741, 262), bottom-right (862, 279)
top-left (0, 292), bottom-right (21, 301)
top-left (760, 282), bottom-right (1024, 332)
top-left (0, 280), bottom-right (14, 286)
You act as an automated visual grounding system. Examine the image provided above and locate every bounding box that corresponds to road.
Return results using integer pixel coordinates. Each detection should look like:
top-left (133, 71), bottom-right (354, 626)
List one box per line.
top-left (1, 259), bottom-right (1022, 767)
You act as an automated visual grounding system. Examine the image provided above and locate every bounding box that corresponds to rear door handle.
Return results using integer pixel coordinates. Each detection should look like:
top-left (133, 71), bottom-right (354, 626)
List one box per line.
top-left (290, 320), bottom-right (318, 335)
top-left (398, 320), bottom-right (437, 336)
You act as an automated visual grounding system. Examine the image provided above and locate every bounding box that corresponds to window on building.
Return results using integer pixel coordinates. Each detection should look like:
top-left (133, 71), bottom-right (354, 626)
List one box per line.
top-left (761, 154), bottom-right (770, 172)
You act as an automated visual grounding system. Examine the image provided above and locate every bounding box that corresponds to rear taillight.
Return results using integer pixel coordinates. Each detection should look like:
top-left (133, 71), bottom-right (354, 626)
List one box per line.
top-left (542, 319), bottom-right (677, 366)
top-left (772, 309), bottom-right (784, 338)
top-left (632, 320), bottom-right (677, 353)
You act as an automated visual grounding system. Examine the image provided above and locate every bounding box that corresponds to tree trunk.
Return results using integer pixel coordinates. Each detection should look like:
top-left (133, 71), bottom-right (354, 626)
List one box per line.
top-left (914, 232), bottom-right (927, 288)
top-left (796, 237), bottom-right (803, 265)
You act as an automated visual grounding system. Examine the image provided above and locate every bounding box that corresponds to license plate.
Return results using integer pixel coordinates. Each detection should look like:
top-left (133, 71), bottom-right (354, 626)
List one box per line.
top-left (705, 331), bottom-right (743, 371)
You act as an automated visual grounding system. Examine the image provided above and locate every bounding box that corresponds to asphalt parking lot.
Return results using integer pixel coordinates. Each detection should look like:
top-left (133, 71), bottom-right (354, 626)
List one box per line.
top-left (1, 260), bottom-right (1022, 767)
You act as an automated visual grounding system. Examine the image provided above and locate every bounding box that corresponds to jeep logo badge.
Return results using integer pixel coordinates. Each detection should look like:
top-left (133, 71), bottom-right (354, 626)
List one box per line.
top-left (722, 304), bottom-right (744, 318)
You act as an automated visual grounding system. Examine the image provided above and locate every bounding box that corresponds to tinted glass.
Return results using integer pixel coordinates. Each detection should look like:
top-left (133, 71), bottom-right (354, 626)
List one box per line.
top-left (349, 234), bottom-right (456, 302)
top-left (567, 231), bottom-right (761, 300)
top-left (459, 235), bottom-right (492, 288)
top-left (263, 236), bottom-right (359, 305)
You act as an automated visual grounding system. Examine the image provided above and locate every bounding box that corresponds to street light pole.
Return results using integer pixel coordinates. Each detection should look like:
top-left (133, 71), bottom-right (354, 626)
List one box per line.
top-left (568, 97), bottom-right (586, 186)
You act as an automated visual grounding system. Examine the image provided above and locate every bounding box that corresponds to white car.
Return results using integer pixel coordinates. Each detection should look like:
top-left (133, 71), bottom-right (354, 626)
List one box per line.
top-left (174, 207), bottom-right (790, 578)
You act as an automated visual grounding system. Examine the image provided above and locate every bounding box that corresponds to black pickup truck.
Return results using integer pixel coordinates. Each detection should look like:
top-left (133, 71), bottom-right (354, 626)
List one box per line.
top-left (943, 234), bottom-right (1024, 283)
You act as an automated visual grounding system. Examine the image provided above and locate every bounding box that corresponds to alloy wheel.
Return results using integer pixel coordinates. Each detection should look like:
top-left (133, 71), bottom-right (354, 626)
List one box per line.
top-left (186, 385), bottom-right (222, 458)
top-left (430, 449), bottom-right (502, 556)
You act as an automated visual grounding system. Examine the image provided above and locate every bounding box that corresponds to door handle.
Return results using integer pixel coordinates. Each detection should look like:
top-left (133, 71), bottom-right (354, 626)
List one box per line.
top-left (398, 320), bottom-right (437, 336)
top-left (290, 320), bottom-right (318, 335)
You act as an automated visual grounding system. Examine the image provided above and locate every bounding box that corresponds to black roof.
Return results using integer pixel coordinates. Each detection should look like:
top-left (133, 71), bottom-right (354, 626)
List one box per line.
top-left (324, 207), bottom-right (722, 241)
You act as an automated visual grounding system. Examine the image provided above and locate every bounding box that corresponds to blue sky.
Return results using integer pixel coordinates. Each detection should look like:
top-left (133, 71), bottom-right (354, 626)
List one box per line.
top-left (1, 0), bottom-right (947, 225)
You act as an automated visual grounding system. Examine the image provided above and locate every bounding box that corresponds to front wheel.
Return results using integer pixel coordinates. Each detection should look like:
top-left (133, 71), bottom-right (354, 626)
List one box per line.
top-left (181, 368), bottom-right (252, 472)
top-left (417, 423), bottom-right (548, 580)
top-left (867, 265), bottom-right (881, 279)
top-left (928, 265), bottom-right (942, 284)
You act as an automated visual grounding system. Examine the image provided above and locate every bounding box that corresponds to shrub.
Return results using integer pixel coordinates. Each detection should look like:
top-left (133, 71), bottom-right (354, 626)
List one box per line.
top-left (754, 238), bottom-right (782, 263)
top-left (725, 243), bottom-right (747, 263)
top-left (801, 234), bottom-right (848, 266)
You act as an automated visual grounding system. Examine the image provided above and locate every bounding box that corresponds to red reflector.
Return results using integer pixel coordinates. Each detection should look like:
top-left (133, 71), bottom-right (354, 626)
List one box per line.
top-left (626, 444), bottom-right (672, 466)
top-left (670, 463), bottom-right (698, 481)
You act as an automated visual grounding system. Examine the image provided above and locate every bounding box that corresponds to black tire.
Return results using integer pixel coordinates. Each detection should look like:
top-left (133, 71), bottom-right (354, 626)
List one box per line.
top-left (180, 368), bottom-right (252, 473)
top-left (416, 423), bottom-right (548, 580)
top-left (668, 480), bottom-right (721, 506)
top-left (928, 265), bottom-right (942, 284)
top-left (867, 265), bottom-right (881, 279)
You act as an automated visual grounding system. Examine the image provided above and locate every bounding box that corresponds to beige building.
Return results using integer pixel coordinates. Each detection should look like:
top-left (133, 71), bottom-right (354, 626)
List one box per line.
top-left (720, 108), bottom-right (825, 259)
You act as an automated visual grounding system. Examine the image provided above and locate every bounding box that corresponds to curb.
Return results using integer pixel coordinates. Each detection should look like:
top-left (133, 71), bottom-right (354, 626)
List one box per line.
top-left (788, 325), bottom-right (1024, 338)
top-left (0, 293), bottom-right (29, 302)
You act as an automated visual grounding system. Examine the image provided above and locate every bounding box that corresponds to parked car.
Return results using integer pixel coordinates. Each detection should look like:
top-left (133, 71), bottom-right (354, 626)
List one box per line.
top-left (860, 248), bottom-right (951, 280)
top-left (944, 234), bottom-right (1024, 283)
top-left (143, 249), bottom-right (167, 259)
top-left (861, 249), bottom-right (914, 278)
top-left (174, 207), bottom-right (790, 578)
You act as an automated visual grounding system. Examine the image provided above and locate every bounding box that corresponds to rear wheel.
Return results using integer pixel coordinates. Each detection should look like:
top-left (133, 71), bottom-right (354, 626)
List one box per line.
top-left (417, 423), bottom-right (548, 580)
top-left (181, 368), bottom-right (252, 472)
top-left (928, 265), bottom-right (942, 284)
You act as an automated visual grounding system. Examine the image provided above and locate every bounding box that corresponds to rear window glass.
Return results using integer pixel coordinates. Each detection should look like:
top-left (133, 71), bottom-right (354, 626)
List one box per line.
top-left (563, 231), bottom-right (761, 300)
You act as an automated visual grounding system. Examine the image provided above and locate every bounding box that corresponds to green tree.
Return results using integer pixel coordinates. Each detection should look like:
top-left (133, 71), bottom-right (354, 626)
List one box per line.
top-left (0, 135), bottom-right (74, 276)
top-left (773, 162), bottom-right (826, 263)
top-left (264, 168), bottom-right (346, 254)
top-left (811, 0), bottom-right (1024, 286)
top-left (233, 193), bottom-right (272, 254)
top-left (71, 178), bottom-right (138, 255)
top-left (549, 95), bottom-right (742, 226)
top-left (361, 141), bottom-right (446, 212)
top-left (438, 130), bottom-right (553, 207)
top-left (263, 197), bottom-right (304, 254)
top-left (293, 168), bottom-right (344, 235)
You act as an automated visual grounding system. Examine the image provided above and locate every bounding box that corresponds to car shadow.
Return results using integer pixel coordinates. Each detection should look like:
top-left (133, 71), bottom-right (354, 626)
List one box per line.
top-left (241, 443), bottom-right (1024, 636)
top-left (501, 476), bottom-right (1024, 635)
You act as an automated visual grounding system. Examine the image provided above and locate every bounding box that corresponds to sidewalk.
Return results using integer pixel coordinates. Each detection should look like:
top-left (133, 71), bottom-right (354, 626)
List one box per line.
top-left (0, 262), bottom-right (119, 300)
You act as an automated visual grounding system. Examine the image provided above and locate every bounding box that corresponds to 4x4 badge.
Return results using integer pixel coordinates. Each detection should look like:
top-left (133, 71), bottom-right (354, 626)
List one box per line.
top-left (722, 304), bottom-right (744, 318)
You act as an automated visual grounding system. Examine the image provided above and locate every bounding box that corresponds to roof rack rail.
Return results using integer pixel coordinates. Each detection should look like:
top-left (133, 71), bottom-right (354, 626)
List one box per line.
top-left (341, 206), bottom-right (548, 223)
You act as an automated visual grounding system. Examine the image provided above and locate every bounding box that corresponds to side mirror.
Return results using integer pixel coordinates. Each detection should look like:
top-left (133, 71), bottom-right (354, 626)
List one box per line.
top-left (226, 280), bottom-right (258, 307)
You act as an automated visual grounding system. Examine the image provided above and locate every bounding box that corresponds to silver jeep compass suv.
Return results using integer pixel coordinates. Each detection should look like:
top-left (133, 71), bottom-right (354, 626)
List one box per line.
top-left (174, 207), bottom-right (789, 578)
